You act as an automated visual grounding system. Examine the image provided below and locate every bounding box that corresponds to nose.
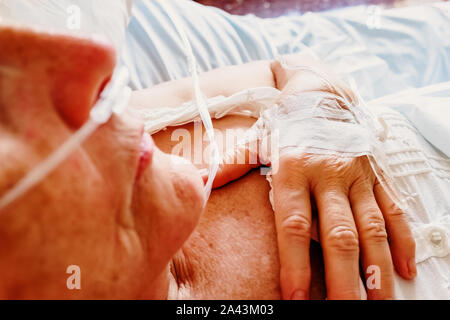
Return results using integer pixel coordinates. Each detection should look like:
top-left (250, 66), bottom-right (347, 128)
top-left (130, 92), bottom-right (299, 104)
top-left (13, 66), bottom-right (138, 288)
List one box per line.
top-left (0, 26), bottom-right (116, 128)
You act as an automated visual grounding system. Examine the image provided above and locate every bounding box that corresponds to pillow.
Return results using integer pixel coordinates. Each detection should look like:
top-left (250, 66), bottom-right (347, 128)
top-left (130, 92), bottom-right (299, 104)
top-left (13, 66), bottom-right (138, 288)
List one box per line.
top-left (0, 0), bottom-right (132, 53)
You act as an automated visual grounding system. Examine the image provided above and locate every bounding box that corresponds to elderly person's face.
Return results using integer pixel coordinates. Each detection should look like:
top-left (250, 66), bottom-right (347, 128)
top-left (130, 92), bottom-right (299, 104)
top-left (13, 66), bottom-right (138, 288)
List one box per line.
top-left (0, 26), bottom-right (205, 299)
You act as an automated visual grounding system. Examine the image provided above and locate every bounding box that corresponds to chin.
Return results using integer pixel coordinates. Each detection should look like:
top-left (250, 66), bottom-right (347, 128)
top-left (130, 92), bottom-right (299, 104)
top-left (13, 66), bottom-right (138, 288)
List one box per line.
top-left (131, 149), bottom-right (205, 266)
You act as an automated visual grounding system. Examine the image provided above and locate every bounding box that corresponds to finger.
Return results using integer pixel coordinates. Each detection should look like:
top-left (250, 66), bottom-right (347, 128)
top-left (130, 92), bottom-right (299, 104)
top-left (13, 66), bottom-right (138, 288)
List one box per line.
top-left (350, 181), bottom-right (394, 299)
top-left (204, 137), bottom-right (261, 189)
top-left (272, 157), bottom-right (312, 300)
top-left (315, 186), bottom-right (361, 300)
top-left (374, 182), bottom-right (416, 280)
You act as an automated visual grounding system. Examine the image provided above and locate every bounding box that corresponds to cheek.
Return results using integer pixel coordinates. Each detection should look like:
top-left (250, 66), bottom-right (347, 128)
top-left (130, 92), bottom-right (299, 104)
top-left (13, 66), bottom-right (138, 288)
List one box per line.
top-left (0, 151), bottom-right (115, 253)
top-left (46, 154), bottom-right (111, 216)
top-left (66, 154), bottom-right (85, 171)
top-left (0, 159), bottom-right (119, 296)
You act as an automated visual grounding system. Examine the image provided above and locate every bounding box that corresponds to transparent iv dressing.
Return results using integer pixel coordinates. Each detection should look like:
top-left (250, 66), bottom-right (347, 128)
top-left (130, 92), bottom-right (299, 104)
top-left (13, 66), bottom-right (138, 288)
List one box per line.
top-left (159, 1), bottom-right (220, 201)
top-left (257, 21), bottom-right (408, 211)
top-left (282, 63), bottom-right (407, 210)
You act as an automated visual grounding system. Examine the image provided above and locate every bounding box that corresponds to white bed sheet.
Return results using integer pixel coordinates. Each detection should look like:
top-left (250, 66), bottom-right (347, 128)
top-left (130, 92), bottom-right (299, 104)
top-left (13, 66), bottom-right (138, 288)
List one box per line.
top-left (122, 0), bottom-right (450, 99)
top-left (122, 0), bottom-right (450, 160)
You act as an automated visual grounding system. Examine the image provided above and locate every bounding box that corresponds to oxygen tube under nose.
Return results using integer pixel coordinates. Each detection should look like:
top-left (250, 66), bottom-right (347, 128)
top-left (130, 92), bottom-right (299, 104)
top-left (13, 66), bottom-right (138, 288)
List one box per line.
top-left (0, 66), bottom-right (132, 211)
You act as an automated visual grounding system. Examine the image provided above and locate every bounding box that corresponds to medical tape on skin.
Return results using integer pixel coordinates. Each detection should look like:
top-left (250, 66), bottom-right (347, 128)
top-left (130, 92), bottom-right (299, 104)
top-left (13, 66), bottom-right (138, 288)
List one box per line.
top-left (136, 87), bottom-right (281, 134)
top-left (261, 91), bottom-right (374, 157)
top-left (249, 62), bottom-right (408, 211)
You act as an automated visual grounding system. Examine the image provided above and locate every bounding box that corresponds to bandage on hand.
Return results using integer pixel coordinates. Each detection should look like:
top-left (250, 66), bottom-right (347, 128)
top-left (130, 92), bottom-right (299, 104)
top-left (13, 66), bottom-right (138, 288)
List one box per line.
top-left (209, 60), bottom-right (416, 300)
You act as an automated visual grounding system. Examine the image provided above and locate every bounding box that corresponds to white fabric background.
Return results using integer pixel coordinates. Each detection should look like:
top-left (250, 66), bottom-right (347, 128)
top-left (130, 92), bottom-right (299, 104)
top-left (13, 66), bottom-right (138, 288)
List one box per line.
top-left (0, 0), bottom-right (131, 53)
top-left (123, 0), bottom-right (450, 101)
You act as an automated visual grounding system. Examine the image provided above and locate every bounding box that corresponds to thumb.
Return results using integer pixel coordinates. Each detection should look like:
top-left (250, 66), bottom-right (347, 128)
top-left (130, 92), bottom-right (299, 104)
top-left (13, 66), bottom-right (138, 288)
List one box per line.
top-left (202, 135), bottom-right (261, 189)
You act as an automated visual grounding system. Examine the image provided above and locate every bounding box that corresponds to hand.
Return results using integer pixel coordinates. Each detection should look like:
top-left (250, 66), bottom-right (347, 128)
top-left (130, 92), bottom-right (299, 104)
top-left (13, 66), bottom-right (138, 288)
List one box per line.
top-left (271, 153), bottom-right (416, 300)
top-left (211, 148), bottom-right (416, 300)
top-left (208, 54), bottom-right (416, 299)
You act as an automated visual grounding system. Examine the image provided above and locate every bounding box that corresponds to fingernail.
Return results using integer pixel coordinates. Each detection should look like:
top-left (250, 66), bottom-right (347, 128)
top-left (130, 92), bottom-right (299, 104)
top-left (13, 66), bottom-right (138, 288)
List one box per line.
top-left (290, 290), bottom-right (307, 300)
top-left (408, 258), bottom-right (417, 278)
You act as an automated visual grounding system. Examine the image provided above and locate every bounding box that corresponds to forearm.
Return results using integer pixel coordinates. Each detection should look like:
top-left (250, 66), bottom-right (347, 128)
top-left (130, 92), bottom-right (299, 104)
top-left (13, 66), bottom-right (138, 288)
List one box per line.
top-left (129, 60), bottom-right (276, 109)
top-left (128, 53), bottom-right (352, 112)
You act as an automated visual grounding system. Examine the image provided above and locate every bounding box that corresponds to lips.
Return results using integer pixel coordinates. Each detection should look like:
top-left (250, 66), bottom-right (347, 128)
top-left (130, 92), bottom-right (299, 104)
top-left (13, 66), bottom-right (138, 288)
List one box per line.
top-left (136, 131), bottom-right (154, 179)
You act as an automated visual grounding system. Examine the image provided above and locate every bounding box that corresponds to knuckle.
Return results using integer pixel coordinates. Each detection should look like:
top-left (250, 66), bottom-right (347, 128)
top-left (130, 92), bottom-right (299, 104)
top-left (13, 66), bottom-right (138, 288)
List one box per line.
top-left (319, 177), bottom-right (344, 192)
top-left (361, 210), bottom-right (388, 243)
top-left (386, 202), bottom-right (404, 219)
top-left (325, 225), bottom-right (359, 252)
top-left (351, 178), bottom-right (373, 196)
top-left (279, 214), bottom-right (311, 243)
top-left (279, 154), bottom-right (305, 170)
top-left (317, 189), bottom-right (347, 207)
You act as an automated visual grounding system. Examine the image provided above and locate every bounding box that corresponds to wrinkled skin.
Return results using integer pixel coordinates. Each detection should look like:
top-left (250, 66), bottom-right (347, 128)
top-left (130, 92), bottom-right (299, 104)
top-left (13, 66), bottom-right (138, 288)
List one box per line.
top-left (213, 56), bottom-right (417, 300)
top-left (271, 154), bottom-right (415, 299)
top-left (0, 27), bottom-right (204, 299)
top-left (0, 27), bottom-right (416, 300)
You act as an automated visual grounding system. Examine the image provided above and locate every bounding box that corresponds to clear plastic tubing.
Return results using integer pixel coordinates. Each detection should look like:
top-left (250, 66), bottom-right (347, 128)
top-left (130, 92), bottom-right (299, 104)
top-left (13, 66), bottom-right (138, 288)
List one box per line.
top-left (0, 66), bottom-right (132, 211)
top-left (159, 0), bottom-right (220, 201)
